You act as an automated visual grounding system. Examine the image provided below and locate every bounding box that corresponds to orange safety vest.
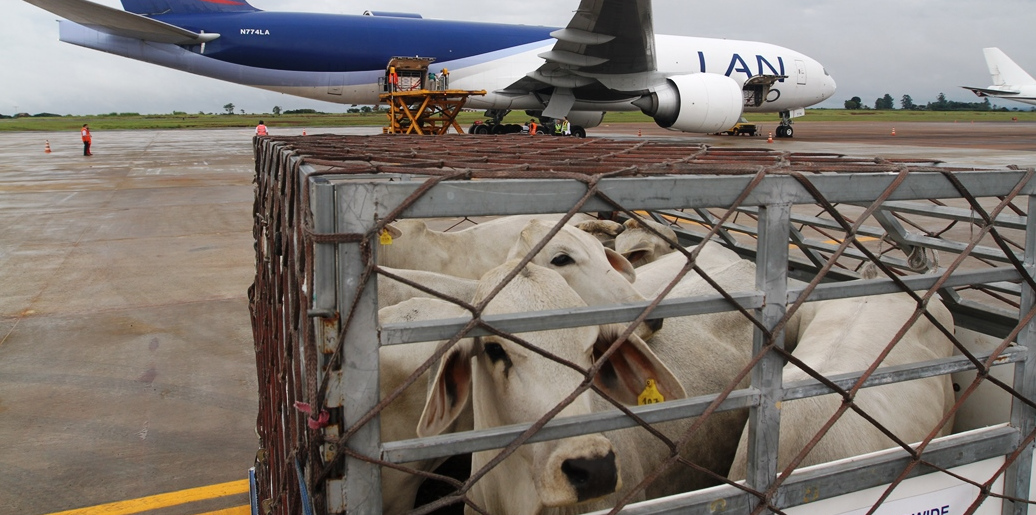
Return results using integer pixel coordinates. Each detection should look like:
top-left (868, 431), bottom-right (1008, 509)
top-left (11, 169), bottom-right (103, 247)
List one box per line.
top-left (256, 124), bottom-right (268, 136)
top-left (529, 122), bottom-right (537, 135)
top-left (81, 127), bottom-right (91, 142)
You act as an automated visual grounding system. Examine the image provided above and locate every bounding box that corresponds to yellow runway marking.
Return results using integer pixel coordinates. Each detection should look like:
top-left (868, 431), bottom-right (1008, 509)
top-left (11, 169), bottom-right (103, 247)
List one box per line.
top-left (46, 479), bottom-right (249, 515)
top-left (196, 506), bottom-right (251, 515)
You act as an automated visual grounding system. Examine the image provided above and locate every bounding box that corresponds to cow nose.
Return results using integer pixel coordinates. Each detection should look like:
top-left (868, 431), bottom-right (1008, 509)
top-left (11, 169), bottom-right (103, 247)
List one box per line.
top-left (561, 451), bottom-right (618, 502)
top-left (646, 317), bottom-right (664, 333)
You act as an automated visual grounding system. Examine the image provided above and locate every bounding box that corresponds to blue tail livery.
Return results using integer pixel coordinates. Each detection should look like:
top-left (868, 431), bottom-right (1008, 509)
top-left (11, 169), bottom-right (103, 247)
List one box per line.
top-left (121, 0), bottom-right (259, 15)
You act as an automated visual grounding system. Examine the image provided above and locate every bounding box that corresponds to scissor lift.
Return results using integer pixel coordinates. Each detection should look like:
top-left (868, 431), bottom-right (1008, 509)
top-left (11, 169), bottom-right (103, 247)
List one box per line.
top-left (379, 57), bottom-right (486, 135)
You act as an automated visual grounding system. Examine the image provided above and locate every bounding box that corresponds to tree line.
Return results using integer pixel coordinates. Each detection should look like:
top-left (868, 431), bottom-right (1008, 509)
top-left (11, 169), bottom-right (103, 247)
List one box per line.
top-left (843, 93), bottom-right (1012, 111)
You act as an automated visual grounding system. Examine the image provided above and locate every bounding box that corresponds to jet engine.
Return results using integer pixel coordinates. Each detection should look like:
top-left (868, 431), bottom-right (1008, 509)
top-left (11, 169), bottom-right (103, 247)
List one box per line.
top-left (565, 111), bottom-right (605, 129)
top-left (633, 74), bottom-right (744, 134)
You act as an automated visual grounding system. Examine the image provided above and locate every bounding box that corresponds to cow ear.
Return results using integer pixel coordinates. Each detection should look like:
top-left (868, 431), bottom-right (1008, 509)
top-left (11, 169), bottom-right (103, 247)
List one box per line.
top-left (382, 223), bottom-right (402, 239)
top-left (417, 341), bottom-right (475, 437)
top-left (592, 330), bottom-right (685, 406)
top-left (604, 248), bottom-right (637, 283)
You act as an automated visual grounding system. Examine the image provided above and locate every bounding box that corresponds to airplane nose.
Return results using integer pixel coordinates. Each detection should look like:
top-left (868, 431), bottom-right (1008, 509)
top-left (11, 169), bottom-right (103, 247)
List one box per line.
top-left (826, 75), bottom-right (838, 99)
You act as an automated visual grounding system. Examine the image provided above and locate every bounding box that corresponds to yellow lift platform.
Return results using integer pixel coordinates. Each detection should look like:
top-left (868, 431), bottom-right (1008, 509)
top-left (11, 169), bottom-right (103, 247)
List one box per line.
top-left (378, 57), bottom-right (486, 135)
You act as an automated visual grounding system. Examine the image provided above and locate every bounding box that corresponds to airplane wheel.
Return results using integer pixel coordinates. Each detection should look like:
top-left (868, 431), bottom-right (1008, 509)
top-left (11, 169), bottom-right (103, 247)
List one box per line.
top-left (572, 126), bottom-right (586, 138)
top-left (784, 126), bottom-right (794, 138)
top-left (473, 124), bottom-right (490, 135)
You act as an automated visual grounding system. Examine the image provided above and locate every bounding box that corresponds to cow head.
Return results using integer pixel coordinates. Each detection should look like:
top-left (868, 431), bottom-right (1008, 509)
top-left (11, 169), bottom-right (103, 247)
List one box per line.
top-left (508, 219), bottom-right (664, 337)
top-left (417, 262), bottom-right (685, 512)
top-left (614, 218), bottom-right (679, 267)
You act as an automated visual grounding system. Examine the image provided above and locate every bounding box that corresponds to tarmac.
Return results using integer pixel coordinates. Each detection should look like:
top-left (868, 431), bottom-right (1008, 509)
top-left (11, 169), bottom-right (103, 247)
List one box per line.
top-left (0, 121), bottom-right (1034, 515)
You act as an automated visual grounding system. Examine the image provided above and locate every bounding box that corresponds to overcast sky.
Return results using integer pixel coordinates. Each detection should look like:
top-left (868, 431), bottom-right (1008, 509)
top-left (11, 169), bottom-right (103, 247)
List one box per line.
top-left (4, 0), bottom-right (1036, 116)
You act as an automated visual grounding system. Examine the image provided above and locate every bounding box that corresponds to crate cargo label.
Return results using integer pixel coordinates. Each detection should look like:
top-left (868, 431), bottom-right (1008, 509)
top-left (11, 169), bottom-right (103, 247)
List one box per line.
top-left (837, 484), bottom-right (975, 515)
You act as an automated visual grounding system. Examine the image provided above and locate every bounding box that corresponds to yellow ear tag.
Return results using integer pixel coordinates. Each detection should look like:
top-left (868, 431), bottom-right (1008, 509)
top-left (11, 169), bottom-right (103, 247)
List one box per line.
top-left (638, 379), bottom-right (665, 406)
top-left (379, 229), bottom-right (394, 245)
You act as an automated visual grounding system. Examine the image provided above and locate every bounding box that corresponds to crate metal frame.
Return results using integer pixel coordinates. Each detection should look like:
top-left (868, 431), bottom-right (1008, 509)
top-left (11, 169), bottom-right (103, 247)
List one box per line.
top-left (281, 148), bottom-right (1036, 514)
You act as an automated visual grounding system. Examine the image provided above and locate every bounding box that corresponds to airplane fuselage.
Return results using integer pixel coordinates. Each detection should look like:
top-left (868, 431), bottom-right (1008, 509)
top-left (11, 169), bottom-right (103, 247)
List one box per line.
top-left (59, 11), bottom-right (835, 114)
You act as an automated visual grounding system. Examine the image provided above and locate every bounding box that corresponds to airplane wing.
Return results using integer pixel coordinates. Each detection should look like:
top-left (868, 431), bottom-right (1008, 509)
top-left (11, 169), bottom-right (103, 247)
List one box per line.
top-left (961, 86), bottom-right (1036, 102)
top-left (503, 0), bottom-right (659, 118)
top-left (24, 0), bottom-right (219, 45)
top-left (963, 86), bottom-right (1022, 98)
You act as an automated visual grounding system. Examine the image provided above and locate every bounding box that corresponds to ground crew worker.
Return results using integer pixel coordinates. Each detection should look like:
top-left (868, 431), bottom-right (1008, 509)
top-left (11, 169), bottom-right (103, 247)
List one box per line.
top-left (562, 117), bottom-right (571, 136)
top-left (441, 67), bottom-right (449, 89)
top-left (554, 118), bottom-right (563, 135)
top-left (428, 71), bottom-right (437, 90)
top-left (81, 124), bottom-right (92, 156)
top-left (255, 120), bottom-right (268, 136)
top-left (388, 66), bottom-right (399, 92)
top-left (528, 119), bottom-right (538, 135)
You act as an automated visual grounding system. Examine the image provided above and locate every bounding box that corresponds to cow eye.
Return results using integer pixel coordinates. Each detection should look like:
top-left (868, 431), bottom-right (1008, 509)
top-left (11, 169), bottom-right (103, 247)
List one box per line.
top-left (483, 342), bottom-right (509, 365)
top-left (550, 254), bottom-right (575, 267)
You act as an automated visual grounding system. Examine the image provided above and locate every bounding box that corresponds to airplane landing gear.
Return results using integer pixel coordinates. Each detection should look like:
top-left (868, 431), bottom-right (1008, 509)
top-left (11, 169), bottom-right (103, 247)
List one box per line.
top-left (776, 110), bottom-right (794, 138)
top-left (468, 109), bottom-right (525, 134)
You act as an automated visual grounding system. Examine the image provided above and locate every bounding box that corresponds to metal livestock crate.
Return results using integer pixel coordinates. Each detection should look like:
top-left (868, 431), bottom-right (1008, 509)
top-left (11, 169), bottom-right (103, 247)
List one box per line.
top-left (249, 134), bottom-right (1035, 515)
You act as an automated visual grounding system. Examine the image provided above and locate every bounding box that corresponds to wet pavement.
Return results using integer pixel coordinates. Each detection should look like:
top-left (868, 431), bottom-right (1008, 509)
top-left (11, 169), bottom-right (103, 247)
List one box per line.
top-left (0, 122), bottom-right (1033, 514)
top-left (0, 127), bottom-right (375, 515)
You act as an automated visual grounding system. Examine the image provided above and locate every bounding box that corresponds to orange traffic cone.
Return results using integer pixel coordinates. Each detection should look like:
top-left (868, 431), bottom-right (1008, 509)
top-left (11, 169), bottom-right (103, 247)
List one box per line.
top-left (767, 132), bottom-right (774, 144)
top-left (891, 127), bottom-right (897, 136)
top-left (45, 140), bottom-right (52, 154)
top-left (302, 129), bottom-right (307, 136)
top-left (638, 129), bottom-right (642, 137)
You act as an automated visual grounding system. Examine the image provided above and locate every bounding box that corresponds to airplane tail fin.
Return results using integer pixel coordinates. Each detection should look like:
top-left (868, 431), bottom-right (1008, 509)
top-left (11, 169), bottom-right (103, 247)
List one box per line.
top-left (121, 0), bottom-right (260, 15)
top-left (983, 47), bottom-right (1036, 87)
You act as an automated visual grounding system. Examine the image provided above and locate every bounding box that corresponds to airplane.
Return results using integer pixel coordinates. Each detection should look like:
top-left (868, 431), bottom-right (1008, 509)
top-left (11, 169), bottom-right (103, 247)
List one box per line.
top-left (963, 47), bottom-right (1036, 107)
top-left (24, 0), bottom-right (837, 137)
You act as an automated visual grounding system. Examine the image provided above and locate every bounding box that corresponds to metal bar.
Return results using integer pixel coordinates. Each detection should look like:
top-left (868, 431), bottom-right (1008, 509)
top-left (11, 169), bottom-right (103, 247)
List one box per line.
top-left (1003, 195), bottom-right (1036, 515)
top-left (735, 206), bottom-right (889, 240)
top-left (789, 267), bottom-right (1022, 304)
top-left (379, 267), bottom-right (1021, 346)
top-left (382, 389), bottom-right (760, 464)
top-left (745, 201), bottom-right (792, 513)
top-left (782, 346), bottom-right (1029, 402)
top-left (583, 425), bottom-right (1021, 515)
top-left (880, 200), bottom-right (1028, 231)
top-left (345, 171), bottom-right (1036, 220)
top-left (381, 347), bottom-right (1025, 465)
top-left (335, 183), bottom-right (382, 515)
top-left (380, 291), bottom-right (764, 346)
top-left (310, 172), bottom-right (338, 315)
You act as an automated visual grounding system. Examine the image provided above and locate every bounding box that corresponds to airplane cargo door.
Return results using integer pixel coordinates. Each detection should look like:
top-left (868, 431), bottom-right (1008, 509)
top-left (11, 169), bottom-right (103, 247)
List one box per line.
top-left (328, 74), bottom-right (343, 96)
top-left (795, 59), bottom-right (807, 85)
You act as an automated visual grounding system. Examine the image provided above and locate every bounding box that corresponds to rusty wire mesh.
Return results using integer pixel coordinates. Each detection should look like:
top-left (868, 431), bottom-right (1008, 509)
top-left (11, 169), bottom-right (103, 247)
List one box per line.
top-left (249, 134), bottom-right (1035, 515)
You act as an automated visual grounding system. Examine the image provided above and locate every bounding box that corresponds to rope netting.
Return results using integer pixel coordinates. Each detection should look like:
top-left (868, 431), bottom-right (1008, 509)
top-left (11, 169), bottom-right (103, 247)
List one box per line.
top-left (249, 134), bottom-right (1036, 515)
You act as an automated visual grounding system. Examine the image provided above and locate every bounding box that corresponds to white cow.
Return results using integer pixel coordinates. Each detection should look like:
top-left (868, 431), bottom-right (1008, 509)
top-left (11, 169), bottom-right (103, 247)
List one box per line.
top-left (507, 219), bottom-right (665, 338)
top-left (621, 244), bottom-right (814, 490)
top-left (630, 254), bottom-right (765, 491)
top-left (727, 293), bottom-right (956, 480)
top-left (379, 298), bottom-right (475, 514)
top-left (614, 218), bottom-right (679, 267)
top-left (379, 219), bottom-right (661, 512)
top-left (631, 241), bottom-right (744, 297)
top-left (377, 214), bottom-right (593, 279)
top-left (417, 261), bottom-right (687, 515)
top-left (575, 220), bottom-right (625, 249)
top-left (378, 266), bottom-right (478, 308)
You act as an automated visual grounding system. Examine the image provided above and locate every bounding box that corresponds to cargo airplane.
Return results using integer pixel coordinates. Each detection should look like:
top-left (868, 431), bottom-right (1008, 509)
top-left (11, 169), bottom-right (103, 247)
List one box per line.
top-left (25, 0), bottom-right (837, 137)
top-left (963, 47), bottom-right (1036, 107)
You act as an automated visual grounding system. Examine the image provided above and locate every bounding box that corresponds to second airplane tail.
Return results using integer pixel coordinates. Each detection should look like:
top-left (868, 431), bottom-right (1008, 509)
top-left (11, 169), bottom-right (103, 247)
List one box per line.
top-left (121, 0), bottom-right (260, 15)
top-left (984, 47), bottom-right (1036, 87)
